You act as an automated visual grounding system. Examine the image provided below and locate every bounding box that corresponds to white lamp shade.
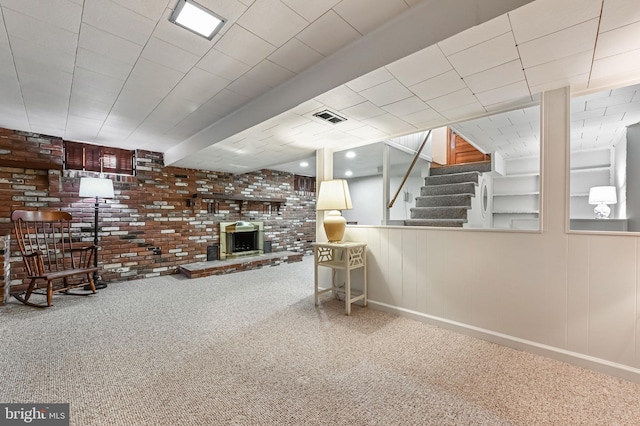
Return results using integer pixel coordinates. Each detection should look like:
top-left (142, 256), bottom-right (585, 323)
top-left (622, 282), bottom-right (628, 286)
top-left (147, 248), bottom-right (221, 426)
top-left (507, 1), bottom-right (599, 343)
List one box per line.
top-left (316, 179), bottom-right (353, 211)
top-left (588, 186), bottom-right (617, 205)
top-left (79, 177), bottom-right (115, 199)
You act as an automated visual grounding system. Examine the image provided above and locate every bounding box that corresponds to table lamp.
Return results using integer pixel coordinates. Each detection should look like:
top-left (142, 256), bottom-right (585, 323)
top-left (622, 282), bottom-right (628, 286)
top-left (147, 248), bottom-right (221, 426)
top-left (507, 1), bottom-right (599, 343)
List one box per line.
top-left (588, 186), bottom-right (617, 219)
top-left (316, 179), bottom-right (353, 242)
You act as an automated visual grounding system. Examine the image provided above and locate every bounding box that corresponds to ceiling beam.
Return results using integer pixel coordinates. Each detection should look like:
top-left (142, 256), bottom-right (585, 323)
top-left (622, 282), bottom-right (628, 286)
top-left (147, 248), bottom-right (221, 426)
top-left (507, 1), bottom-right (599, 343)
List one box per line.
top-left (164, 0), bottom-right (534, 167)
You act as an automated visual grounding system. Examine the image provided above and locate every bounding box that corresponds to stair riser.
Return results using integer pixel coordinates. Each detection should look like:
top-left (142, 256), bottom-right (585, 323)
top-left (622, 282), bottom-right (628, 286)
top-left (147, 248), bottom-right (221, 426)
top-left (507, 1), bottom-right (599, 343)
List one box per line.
top-left (415, 195), bottom-right (472, 207)
top-left (424, 172), bottom-right (479, 186)
top-left (420, 183), bottom-right (476, 196)
top-left (404, 219), bottom-right (465, 227)
top-left (410, 207), bottom-right (469, 219)
top-left (430, 162), bottom-right (491, 176)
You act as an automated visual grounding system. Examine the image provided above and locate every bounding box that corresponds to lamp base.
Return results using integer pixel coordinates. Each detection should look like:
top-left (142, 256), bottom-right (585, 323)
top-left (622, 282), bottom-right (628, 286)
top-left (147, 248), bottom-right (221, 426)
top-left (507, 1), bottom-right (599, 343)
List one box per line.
top-left (323, 210), bottom-right (347, 242)
top-left (594, 203), bottom-right (611, 219)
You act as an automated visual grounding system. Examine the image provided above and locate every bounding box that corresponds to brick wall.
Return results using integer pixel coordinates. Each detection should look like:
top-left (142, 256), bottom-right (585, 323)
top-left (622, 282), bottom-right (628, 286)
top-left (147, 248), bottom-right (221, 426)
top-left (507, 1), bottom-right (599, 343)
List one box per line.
top-left (0, 128), bottom-right (316, 296)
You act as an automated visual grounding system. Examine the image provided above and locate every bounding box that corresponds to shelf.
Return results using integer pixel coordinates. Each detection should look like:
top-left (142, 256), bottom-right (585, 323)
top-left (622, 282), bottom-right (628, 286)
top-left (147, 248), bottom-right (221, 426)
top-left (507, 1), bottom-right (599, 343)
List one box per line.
top-left (493, 192), bottom-right (540, 197)
top-left (186, 192), bottom-right (286, 214)
top-left (493, 210), bottom-right (539, 214)
top-left (570, 166), bottom-right (610, 173)
top-left (493, 172), bottom-right (540, 179)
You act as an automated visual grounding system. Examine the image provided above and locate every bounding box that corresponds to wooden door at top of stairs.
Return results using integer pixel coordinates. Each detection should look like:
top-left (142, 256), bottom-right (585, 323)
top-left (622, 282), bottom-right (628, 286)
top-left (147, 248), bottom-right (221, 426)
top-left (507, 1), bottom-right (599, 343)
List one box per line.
top-left (448, 128), bottom-right (490, 165)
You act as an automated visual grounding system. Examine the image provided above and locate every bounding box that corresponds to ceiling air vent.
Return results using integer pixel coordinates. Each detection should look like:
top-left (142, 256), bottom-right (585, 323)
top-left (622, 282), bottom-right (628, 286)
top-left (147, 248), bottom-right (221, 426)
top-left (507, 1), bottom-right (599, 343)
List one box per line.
top-left (313, 110), bottom-right (347, 124)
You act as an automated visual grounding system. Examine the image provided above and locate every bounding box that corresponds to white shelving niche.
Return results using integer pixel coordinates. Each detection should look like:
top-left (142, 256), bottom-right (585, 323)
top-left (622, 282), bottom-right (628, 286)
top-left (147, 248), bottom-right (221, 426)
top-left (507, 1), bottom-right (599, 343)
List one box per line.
top-left (491, 155), bottom-right (540, 230)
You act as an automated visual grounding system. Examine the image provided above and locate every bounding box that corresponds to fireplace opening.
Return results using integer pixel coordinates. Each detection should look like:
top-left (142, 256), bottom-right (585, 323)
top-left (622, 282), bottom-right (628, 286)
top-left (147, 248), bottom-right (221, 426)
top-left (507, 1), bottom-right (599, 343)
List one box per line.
top-left (219, 221), bottom-right (264, 260)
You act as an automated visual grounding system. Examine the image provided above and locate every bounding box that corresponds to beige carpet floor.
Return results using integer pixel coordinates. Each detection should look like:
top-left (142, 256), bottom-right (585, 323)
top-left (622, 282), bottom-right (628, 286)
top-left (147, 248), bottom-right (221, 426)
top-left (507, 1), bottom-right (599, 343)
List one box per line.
top-left (1, 256), bottom-right (640, 425)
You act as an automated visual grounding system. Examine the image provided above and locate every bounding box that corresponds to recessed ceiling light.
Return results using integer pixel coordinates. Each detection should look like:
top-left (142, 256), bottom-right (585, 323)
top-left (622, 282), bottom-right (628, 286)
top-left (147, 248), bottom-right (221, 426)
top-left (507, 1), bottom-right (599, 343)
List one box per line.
top-left (345, 151), bottom-right (356, 159)
top-left (170, 0), bottom-right (226, 40)
top-left (345, 170), bottom-right (353, 177)
top-left (300, 161), bottom-right (309, 167)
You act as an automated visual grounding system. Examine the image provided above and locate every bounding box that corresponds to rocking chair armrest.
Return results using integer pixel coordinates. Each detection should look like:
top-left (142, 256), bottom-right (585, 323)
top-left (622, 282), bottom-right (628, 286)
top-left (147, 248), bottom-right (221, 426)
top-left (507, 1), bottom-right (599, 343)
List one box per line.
top-left (70, 245), bottom-right (97, 253)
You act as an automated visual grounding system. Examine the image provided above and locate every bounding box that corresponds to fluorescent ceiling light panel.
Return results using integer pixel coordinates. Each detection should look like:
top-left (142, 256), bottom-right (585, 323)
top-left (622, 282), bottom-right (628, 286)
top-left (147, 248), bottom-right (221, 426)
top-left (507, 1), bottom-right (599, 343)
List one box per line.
top-left (170, 0), bottom-right (226, 40)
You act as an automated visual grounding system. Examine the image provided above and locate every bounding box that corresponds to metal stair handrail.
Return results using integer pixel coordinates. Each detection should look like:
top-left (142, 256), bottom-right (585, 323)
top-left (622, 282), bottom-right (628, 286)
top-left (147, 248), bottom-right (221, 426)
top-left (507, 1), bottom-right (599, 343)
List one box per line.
top-left (388, 129), bottom-right (431, 208)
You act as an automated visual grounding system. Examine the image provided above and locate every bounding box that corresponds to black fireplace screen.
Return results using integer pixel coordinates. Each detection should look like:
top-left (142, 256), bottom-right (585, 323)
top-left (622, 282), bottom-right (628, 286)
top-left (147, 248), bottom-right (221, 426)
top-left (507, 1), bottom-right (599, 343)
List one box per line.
top-left (227, 230), bottom-right (259, 253)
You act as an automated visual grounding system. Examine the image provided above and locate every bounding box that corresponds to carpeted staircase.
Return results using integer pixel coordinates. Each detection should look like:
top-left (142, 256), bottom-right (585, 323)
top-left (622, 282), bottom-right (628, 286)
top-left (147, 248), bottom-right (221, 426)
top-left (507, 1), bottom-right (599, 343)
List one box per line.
top-left (405, 161), bottom-right (491, 227)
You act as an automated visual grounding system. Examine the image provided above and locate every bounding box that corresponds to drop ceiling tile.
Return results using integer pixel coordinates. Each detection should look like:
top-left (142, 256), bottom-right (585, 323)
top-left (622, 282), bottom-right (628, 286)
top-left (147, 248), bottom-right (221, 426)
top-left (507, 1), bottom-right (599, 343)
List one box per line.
top-left (518, 19), bottom-right (599, 69)
top-left (363, 113), bottom-right (414, 135)
top-left (333, 0), bottom-right (408, 35)
top-left (244, 60), bottom-right (296, 88)
top-left (152, 9), bottom-right (219, 56)
top-left (215, 24), bottom-right (277, 67)
top-left (463, 60), bottom-right (525, 94)
top-left (226, 75), bottom-right (270, 99)
top-left (341, 101), bottom-right (386, 121)
top-left (126, 59), bottom-right (185, 99)
top-left (141, 37), bottom-right (200, 73)
top-left (197, 49), bottom-right (252, 81)
top-left (475, 80), bottom-right (530, 107)
top-left (9, 37), bottom-right (75, 74)
top-left (237, 0), bottom-right (308, 47)
top-left (346, 68), bottom-right (395, 92)
top-left (268, 38), bottom-right (324, 73)
top-left (400, 108), bottom-right (445, 127)
top-left (427, 88), bottom-right (478, 112)
top-left (604, 100), bottom-right (640, 116)
top-left (314, 85), bottom-right (366, 110)
top-left (382, 96), bottom-right (429, 116)
top-left (530, 73), bottom-right (590, 96)
top-left (409, 70), bottom-right (465, 102)
top-left (586, 92), bottom-right (635, 109)
top-left (595, 21), bottom-right (640, 60)
top-left (76, 48), bottom-right (133, 80)
top-left (346, 125), bottom-right (388, 140)
top-left (295, 10), bottom-right (361, 56)
top-left (439, 14), bottom-right (511, 56)
top-left (447, 32), bottom-right (519, 77)
top-left (3, 9), bottom-right (79, 55)
top-left (385, 45), bottom-right (452, 87)
top-left (79, 24), bottom-right (142, 65)
top-left (590, 48), bottom-right (640, 88)
top-left (171, 68), bottom-right (229, 104)
top-left (0, 0), bottom-right (82, 33)
top-left (599, 0), bottom-right (640, 32)
top-left (72, 67), bottom-right (124, 101)
top-left (525, 50), bottom-right (593, 88)
top-left (83, 0), bottom-right (155, 46)
top-left (68, 94), bottom-right (112, 121)
top-left (281, 0), bottom-right (341, 21)
top-left (359, 79), bottom-right (413, 107)
top-left (509, 0), bottom-right (602, 44)
top-left (110, 0), bottom-right (168, 21)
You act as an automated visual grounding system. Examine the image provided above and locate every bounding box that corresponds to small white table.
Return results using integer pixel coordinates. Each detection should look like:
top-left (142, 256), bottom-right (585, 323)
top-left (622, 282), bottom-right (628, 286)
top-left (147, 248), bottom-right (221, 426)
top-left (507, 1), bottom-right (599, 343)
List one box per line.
top-left (313, 241), bottom-right (367, 315)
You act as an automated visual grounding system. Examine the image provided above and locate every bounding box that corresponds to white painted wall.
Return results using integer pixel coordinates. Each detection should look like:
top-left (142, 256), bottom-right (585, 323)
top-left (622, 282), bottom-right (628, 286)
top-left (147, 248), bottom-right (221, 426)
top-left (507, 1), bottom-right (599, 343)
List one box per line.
top-left (340, 87), bottom-right (640, 383)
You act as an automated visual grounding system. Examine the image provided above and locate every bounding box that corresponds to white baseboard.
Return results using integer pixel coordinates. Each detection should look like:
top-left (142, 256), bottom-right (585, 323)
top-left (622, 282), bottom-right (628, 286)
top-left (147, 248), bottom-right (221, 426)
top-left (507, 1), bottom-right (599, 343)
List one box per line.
top-left (368, 300), bottom-right (640, 384)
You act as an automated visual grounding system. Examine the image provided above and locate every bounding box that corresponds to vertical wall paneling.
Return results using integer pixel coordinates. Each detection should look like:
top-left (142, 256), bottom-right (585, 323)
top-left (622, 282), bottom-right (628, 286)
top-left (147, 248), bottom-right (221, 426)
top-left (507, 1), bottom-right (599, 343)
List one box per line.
top-left (425, 230), bottom-right (444, 317)
top-left (567, 234), bottom-right (590, 355)
top-left (388, 228), bottom-right (404, 305)
top-left (416, 228), bottom-right (428, 312)
top-left (401, 228), bottom-right (417, 310)
top-left (588, 235), bottom-right (637, 366)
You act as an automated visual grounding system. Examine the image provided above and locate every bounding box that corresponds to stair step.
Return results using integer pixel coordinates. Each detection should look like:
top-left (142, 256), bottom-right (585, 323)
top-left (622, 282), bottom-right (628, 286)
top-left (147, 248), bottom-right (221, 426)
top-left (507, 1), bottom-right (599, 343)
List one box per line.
top-left (404, 218), bottom-right (466, 227)
top-left (415, 194), bottom-right (472, 207)
top-left (420, 182), bottom-right (476, 196)
top-left (410, 206), bottom-right (469, 219)
top-left (430, 161), bottom-right (491, 176)
top-left (424, 171), bottom-right (480, 186)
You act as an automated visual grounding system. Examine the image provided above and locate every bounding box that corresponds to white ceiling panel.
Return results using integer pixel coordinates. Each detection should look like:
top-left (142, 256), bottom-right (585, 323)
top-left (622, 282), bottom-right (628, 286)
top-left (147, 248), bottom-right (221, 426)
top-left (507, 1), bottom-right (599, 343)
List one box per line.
top-left (294, 10), bottom-right (361, 56)
top-left (382, 96), bottom-right (429, 117)
top-left (314, 86), bottom-right (366, 111)
top-left (475, 80), bottom-right (530, 107)
top-left (214, 24), bottom-right (276, 67)
top-left (428, 88), bottom-right (479, 113)
top-left (525, 50), bottom-right (593, 89)
top-left (82, 0), bottom-right (155, 46)
top-left (409, 70), bottom-right (466, 102)
top-left (170, 68), bottom-right (229, 104)
top-left (518, 19), bottom-right (599, 69)
top-left (590, 48), bottom-right (640, 88)
top-left (0, 0), bottom-right (82, 33)
top-left (79, 24), bottom-right (143, 65)
top-left (237, 0), bottom-right (308, 47)
top-left (463, 60), bottom-right (526, 94)
top-left (446, 32), bottom-right (519, 77)
top-left (75, 48), bottom-right (133, 80)
top-left (268, 38), bottom-right (325, 73)
top-left (508, 0), bottom-right (602, 44)
top-left (244, 60), bottom-right (296, 89)
top-left (345, 68), bottom-right (395, 92)
top-left (197, 49), bottom-right (251, 81)
top-left (124, 59), bottom-right (185, 99)
top-left (141, 37), bottom-right (201, 73)
top-left (595, 21), bottom-right (640, 60)
top-left (599, 0), bottom-right (640, 32)
top-left (333, 0), bottom-right (409, 35)
top-left (400, 108), bottom-right (445, 126)
top-left (9, 37), bottom-right (75, 74)
top-left (358, 79), bottom-right (413, 107)
top-left (385, 45), bottom-right (452, 87)
top-left (341, 101), bottom-right (386, 121)
top-left (226, 75), bottom-right (270, 99)
top-left (281, 0), bottom-right (341, 22)
top-left (438, 14), bottom-right (511, 56)
top-left (3, 9), bottom-right (79, 54)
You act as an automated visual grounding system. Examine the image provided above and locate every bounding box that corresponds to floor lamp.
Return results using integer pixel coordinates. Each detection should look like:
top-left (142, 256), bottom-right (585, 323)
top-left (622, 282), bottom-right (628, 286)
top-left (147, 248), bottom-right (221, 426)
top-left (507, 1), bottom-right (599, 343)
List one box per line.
top-left (79, 174), bottom-right (114, 289)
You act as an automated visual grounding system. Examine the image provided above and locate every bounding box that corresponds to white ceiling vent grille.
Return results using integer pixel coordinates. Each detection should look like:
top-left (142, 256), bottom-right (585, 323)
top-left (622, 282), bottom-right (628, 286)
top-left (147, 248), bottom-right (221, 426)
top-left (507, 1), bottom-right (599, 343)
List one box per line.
top-left (313, 110), bottom-right (347, 124)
